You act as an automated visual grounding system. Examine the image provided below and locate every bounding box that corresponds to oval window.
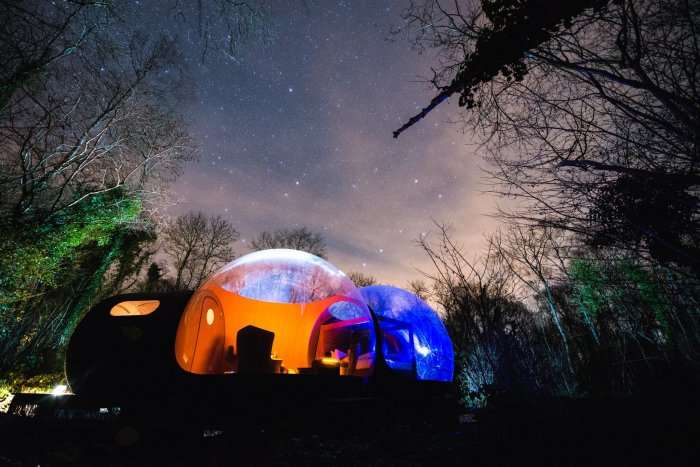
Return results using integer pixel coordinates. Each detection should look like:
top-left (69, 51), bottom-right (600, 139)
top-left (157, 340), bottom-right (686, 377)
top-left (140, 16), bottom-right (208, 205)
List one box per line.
top-left (206, 308), bottom-right (215, 325)
top-left (110, 300), bottom-right (160, 316)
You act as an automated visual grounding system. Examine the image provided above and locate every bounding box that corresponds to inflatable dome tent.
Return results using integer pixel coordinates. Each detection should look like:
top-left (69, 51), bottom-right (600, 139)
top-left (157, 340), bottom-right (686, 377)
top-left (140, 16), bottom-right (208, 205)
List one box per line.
top-left (65, 249), bottom-right (453, 400)
top-left (175, 249), bottom-right (376, 377)
top-left (360, 285), bottom-right (453, 382)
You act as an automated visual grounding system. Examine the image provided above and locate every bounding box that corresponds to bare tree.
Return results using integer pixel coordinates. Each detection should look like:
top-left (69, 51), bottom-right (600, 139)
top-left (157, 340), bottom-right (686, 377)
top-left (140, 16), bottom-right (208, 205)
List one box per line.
top-left (0, 31), bottom-right (194, 223)
top-left (162, 212), bottom-right (239, 290)
top-left (417, 223), bottom-right (562, 399)
top-left (0, 1), bottom-right (108, 110)
top-left (398, 0), bottom-right (700, 273)
top-left (348, 271), bottom-right (377, 288)
top-left (489, 225), bottom-right (578, 384)
top-left (408, 279), bottom-right (431, 301)
top-left (0, 0), bottom-right (274, 108)
top-left (169, 0), bottom-right (275, 62)
top-left (250, 227), bottom-right (327, 258)
top-left (0, 0), bottom-right (280, 225)
top-left (0, 3), bottom-right (194, 371)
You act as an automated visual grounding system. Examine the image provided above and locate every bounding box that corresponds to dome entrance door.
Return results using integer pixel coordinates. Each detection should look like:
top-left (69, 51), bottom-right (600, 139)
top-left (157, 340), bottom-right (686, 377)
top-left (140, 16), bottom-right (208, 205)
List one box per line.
top-left (191, 296), bottom-right (226, 374)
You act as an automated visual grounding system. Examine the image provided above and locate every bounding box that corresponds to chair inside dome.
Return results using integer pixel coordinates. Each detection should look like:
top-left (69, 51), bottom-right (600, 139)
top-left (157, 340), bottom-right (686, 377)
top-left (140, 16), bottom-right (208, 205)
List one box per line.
top-left (174, 249), bottom-right (376, 376)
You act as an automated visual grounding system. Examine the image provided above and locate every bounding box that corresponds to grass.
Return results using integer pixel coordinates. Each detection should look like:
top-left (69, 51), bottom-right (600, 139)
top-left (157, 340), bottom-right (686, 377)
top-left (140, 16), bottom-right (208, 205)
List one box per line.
top-left (0, 372), bottom-right (66, 413)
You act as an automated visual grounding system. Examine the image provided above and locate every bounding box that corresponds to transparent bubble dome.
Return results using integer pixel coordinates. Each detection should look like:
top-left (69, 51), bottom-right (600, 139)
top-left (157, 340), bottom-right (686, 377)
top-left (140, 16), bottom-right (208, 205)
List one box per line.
top-left (207, 249), bottom-right (363, 304)
top-left (360, 285), bottom-right (454, 382)
top-left (175, 249), bottom-right (376, 376)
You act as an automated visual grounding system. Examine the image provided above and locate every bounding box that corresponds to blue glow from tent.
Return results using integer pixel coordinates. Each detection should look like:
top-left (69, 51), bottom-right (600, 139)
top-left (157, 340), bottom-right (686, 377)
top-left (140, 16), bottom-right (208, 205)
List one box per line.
top-left (359, 285), bottom-right (454, 382)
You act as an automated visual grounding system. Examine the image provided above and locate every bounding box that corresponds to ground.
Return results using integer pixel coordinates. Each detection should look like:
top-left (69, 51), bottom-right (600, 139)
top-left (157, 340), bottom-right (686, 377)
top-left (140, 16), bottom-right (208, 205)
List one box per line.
top-left (0, 397), bottom-right (697, 466)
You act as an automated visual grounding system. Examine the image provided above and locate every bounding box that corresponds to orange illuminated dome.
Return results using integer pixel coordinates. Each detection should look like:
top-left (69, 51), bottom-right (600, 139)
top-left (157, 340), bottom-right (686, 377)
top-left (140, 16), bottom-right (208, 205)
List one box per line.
top-left (175, 249), bottom-right (376, 377)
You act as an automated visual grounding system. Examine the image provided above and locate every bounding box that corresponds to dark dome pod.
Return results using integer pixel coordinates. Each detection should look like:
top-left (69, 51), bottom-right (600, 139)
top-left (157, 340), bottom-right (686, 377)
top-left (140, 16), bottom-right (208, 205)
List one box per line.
top-left (65, 291), bottom-right (191, 398)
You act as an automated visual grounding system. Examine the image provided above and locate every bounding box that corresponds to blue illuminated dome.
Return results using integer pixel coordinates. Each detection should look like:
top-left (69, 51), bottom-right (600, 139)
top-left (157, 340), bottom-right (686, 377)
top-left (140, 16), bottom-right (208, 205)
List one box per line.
top-left (359, 285), bottom-right (454, 382)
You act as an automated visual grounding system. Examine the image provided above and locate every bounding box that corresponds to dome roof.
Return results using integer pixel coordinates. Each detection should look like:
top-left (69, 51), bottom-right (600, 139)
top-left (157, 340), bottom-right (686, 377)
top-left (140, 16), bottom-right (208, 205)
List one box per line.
top-left (205, 249), bottom-right (361, 304)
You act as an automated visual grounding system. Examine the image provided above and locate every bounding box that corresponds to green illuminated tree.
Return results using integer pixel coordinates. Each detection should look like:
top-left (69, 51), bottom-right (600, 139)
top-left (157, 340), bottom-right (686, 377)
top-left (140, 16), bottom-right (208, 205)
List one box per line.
top-left (0, 190), bottom-right (142, 370)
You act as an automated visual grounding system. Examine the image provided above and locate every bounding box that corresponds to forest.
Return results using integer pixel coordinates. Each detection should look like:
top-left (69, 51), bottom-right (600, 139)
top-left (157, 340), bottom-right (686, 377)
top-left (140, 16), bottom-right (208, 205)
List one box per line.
top-left (1, 0), bottom-right (699, 417)
top-left (399, 0), bottom-right (700, 403)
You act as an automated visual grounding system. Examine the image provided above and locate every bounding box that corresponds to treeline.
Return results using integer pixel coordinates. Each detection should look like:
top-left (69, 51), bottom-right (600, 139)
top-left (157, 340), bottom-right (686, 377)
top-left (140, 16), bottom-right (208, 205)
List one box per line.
top-left (415, 224), bottom-right (700, 403)
top-left (126, 220), bottom-right (330, 295)
top-left (400, 0), bottom-right (700, 402)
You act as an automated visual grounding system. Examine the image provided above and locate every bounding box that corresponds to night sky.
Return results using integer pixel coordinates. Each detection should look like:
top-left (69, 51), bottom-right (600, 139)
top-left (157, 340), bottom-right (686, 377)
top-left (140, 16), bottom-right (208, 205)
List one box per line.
top-left (166, 1), bottom-right (499, 286)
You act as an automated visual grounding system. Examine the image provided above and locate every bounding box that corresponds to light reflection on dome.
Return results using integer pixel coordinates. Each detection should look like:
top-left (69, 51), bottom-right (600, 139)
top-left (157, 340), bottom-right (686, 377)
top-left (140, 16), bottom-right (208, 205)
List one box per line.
top-left (207, 249), bottom-right (359, 304)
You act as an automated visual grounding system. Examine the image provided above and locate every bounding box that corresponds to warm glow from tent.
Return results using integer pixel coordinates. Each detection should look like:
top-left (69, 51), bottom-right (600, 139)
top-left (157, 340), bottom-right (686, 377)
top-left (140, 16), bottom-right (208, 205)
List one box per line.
top-left (110, 300), bottom-right (160, 316)
top-left (174, 250), bottom-right (376, 376)
top-left (175, 288), bottom-right (374, 375)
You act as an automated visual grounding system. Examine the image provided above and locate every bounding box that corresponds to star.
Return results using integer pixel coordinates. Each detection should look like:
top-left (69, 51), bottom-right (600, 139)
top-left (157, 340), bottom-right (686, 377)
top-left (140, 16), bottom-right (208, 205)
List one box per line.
top-left (154, 0), bottom-right (489, 290)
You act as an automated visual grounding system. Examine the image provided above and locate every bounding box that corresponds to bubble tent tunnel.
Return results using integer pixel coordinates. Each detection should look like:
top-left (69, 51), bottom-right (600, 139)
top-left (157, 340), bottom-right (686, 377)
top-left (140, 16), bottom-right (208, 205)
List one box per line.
top-left (173, 249), bottom-right (454, 382)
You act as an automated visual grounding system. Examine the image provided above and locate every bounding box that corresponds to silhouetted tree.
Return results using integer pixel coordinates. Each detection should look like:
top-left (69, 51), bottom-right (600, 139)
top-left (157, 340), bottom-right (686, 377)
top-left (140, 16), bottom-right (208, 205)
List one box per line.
top-left (394, 0), bottom-right (608, 137)
top-left (146, 263), bottom-right (164, 290)
top-left (348, 272), bottom-right (377, 287)
top-left (162, 212), bottom-right (239, 290)
top-left (398, 0), bottom-right (700, 273)
top-left (418, 224), bottom-right (560, 402)
top-left (408, 279), bottom-right (430, 301)
top-left (141, 262), bottom-right (174, 293)
top-left (250, 227), bottom-right (327, 258)
top-left (489, 225), bottom-right (576, 383)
